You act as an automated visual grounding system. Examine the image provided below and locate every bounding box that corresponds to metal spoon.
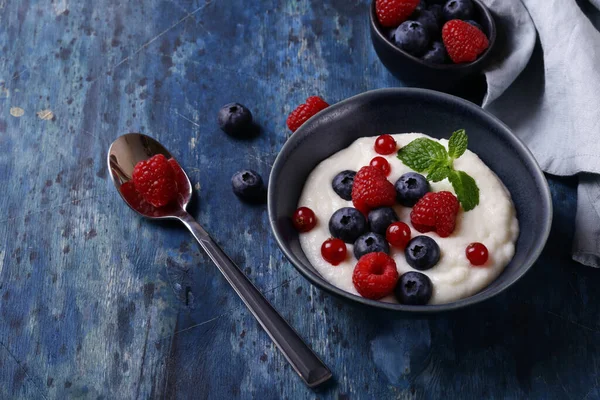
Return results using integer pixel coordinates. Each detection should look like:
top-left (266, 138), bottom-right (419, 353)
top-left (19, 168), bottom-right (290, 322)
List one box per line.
top-left (107, 133), bottom-right (332, 388)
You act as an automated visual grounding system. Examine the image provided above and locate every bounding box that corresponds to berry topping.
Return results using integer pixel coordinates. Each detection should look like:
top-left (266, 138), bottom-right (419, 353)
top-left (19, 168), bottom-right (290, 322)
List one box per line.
top-left (442, 0), bottom-right (474, 21)
top-left (405, 236), bottom-right (440, 270)
top-left (286, 96), bottom-right (329, 132)
top-left (352, 166), bottom-right (396, 215)
top-left (368, 207), bottom-right (399, 235)
top-left (354, 232), bottom-right (390, 260)
top-left (386, 222), bottom-right (412, 248)
top-left (395, 172), bottom-right (430, 207)
top-left (466, 242), bottom-right (488, 266)
top-left (410, 191), bottom-right (459, 237)
top-left (329, 207), bottom-right (368, 243)
top-left (422, 41), bottom-right (449, 64)
top-left (392, 20), bottom-right (430, 57)
top-left (369, 156), bottom-right (391, 176)
top-left (374, 134), bottom-right (397, 155)
top-left (132, 154), bottom-right (178, 207)
top-left (321, 238), bottom-right (347, 266)
top-left (217, 103), bottom-right (254, 137)
top-left (292, 207), bottom-right (317, 233)
top-left (332, 170), bottom-right (356, 201)
top-left (352, 252), bottom-right (399, 300)
top-left (395, 271), bottom-right (433, 305)
top-left (232, 170), bottom-right (266, 203)
top-left (376, 0), bottom-right (420, 28)
top-left (442, 19), bottom-right (489, 64)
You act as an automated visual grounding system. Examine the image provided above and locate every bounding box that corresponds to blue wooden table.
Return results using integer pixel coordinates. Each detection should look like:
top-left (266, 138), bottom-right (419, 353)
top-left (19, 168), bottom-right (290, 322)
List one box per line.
top-left (1, 0), bottom-right (599, 398)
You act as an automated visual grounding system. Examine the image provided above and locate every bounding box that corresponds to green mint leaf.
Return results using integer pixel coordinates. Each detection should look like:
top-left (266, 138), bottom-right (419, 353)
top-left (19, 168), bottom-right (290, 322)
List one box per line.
top-left (427, 163), bottom-right (451, 182)
top-left (397, 138), bottom-right (448, 172)
top-left (448, 170), bottom-right (480, 211)
top-left (448, 129), bottom-right (468, 159)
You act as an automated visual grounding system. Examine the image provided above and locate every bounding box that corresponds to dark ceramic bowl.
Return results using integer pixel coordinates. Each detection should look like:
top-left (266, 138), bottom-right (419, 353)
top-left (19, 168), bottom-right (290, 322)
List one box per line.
top-left (369, 0), bottom-right (497, 91)
top-left (268, 88), bottom-right (552, 313)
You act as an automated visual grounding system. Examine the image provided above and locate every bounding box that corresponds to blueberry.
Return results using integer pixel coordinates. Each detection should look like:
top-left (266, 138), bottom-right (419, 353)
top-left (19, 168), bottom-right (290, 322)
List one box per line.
top-left (332, 170), bottom-right (356, 201)
top-left (231, 170), bottom-right (266, 203)
top-left (417, 9), bottom-right (441, 37)
top-left (218, 103), bottom-right (254, 137)
top-left (395, 271), bottom-right (433, 305)
top-left (414, 0), bottom-right (427, 14)
top-left (392, 21), bottom-right (430, 57)
top-left (466, 19), bottom-right (483, 31)
top-left (443, 0), bottom-right (474, 21)
top-left (422, 41), bottom-right (449, 64)
top-left (353, 233), bottom-right (390, 260)
top-left (329, 208), bottom-right (367, 243)
top-left (405, 236), bottom-right (440, 271)
top-left (428, 4), bottom-right (444, 22)
top-left (368, 207), bottom-right (399, 235)
top-left (395, 172), bottom-right (430, 207)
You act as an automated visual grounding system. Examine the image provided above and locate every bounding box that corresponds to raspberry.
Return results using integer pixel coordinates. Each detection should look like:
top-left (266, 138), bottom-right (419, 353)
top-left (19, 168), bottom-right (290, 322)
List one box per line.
top-left (411, 191), bottom-right (459, 237)
top-left (375, 0), bottom-right (420, 28)
top-left (120, 181), bottom-right (159, 216)
top-left (168, 158), bottom-right (190, 201)
top-left (351, 166), bottom-right (396, 215)
top-left (442, 19), bottom-right (489, 64)
top-left (132, 154), bottom-right (178, 207)
top-left (352, 252), bottom-right (399, 300)
top-left (286, 96), bottom-right (329, 132)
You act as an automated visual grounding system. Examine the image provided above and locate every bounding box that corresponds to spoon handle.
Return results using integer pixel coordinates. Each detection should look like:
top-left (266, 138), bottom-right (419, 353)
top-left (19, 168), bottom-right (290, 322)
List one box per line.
top-left (178, 212), bottom-right (332, 388)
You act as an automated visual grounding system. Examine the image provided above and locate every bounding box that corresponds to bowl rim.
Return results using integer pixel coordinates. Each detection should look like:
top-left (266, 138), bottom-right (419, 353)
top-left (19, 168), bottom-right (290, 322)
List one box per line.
top-left (369, 0), bottom-right (497, 71)
top-left (268, 88), bottom-right (552, 313)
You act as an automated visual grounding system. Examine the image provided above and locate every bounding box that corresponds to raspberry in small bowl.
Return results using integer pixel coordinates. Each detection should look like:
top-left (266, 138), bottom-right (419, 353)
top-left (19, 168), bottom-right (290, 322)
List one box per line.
top-left (369, 0), bottom-right (496, 92)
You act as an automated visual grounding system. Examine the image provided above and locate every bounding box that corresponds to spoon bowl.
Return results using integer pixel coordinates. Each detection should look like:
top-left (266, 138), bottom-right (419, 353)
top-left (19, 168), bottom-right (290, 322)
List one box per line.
top-left (107, 133), bottom-right (331, 388)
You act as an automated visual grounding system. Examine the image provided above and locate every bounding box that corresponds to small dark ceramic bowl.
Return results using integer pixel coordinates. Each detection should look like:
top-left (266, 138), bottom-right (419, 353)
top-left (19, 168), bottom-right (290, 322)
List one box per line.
top-left (370, 0), bottom-right (497, 91)
top-left (268, 88), bottom-right (552, 313)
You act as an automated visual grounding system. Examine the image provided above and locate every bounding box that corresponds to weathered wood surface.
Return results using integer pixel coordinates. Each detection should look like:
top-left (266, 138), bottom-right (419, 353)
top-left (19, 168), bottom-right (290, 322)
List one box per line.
top-left (1, 0), bottom-right (599, 398)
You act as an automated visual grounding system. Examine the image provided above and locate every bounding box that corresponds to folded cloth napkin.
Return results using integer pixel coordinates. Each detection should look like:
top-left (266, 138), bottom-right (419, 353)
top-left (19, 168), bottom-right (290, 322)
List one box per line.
top-left (480, 0), bottom-right (600, 267)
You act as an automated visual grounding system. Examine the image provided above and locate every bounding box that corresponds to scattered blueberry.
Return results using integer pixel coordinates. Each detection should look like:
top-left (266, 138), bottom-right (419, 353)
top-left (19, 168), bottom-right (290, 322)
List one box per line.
top-left (405, 236), bottom-right (440, 270)
top-left (332, 170), bottom-right (356, 201)
top-left (393, 21), bottom-right (430, 57)
top-left (417, 9), bottom-right (441, 37)
top-left (329, 207), bottom-right (367, 243)
top-left (443, 0), bottom-right (474, 21)
top-left (353, 232), bottom-right (390, 260)
top-left (231, 170), bottom-right (265, 203)
top-left (395, 271), bottom-right (433, 305)
top-left (368, 207), bottom-right (399, 235)
top-left (218, 103), bottom-right (254, 137)
top-left (466, 19), bottom-right (483, 32)
top-left (422, 41), bottom-right (449, 64)
top-left (395, 172), bottom-right (430, 207)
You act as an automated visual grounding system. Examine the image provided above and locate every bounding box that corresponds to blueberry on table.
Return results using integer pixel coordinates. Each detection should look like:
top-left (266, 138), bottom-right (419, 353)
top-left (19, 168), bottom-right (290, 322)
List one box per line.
top-left (354, 232), bottom-right (390, 260)
top-left (443, 0), bottom-right (474, 21)
top-left (368, 207), bottom-right (399, 235)
top-left (405, 236), bottom-right (440, 270)
top-left (332, 170), bottom-right (356, 201)
top-left (218, 103), bottom-right (254, 137)
top-left (422, 41), bottom-right (449, 64)
top-left (329, 207), bottom-right (367, 243)
top-left (395, 271), bottom-right (433, 305)
top-left (395, 172), bottom-right (430, 207)
top-left (392, 21), bottom-right (430, 57)
top-left (231, 169), bottom-right (265, 203)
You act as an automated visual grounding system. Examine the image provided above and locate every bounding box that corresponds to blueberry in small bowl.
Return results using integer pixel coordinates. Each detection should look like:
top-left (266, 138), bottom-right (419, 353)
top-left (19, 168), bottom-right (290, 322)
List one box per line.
top-left (369, 0), bottom-right (496, 91)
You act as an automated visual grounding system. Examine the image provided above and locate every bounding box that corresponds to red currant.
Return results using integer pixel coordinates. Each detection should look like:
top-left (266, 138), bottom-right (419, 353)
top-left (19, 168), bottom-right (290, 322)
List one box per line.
top-left (374, 134), bottom-right (397, 155)
top-left (292, 207), bottom-right (317, 232)
top-left (370, 156), bottom-right (391, 176)
top-left (466, 242), bottom-right (489, 266)
top-left (386, 222), bottom-right (411, 248)
top-left (321, 238), bottom-right (347, 265)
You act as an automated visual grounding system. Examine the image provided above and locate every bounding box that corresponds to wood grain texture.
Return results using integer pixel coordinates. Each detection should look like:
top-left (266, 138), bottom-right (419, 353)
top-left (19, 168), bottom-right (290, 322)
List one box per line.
top-left (0, 0), bottom-right (599, 399)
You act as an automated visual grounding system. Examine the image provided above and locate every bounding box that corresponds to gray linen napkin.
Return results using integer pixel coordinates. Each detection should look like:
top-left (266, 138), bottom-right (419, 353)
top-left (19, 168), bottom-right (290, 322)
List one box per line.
top-left (480, 0), bottom-right (600, 267)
